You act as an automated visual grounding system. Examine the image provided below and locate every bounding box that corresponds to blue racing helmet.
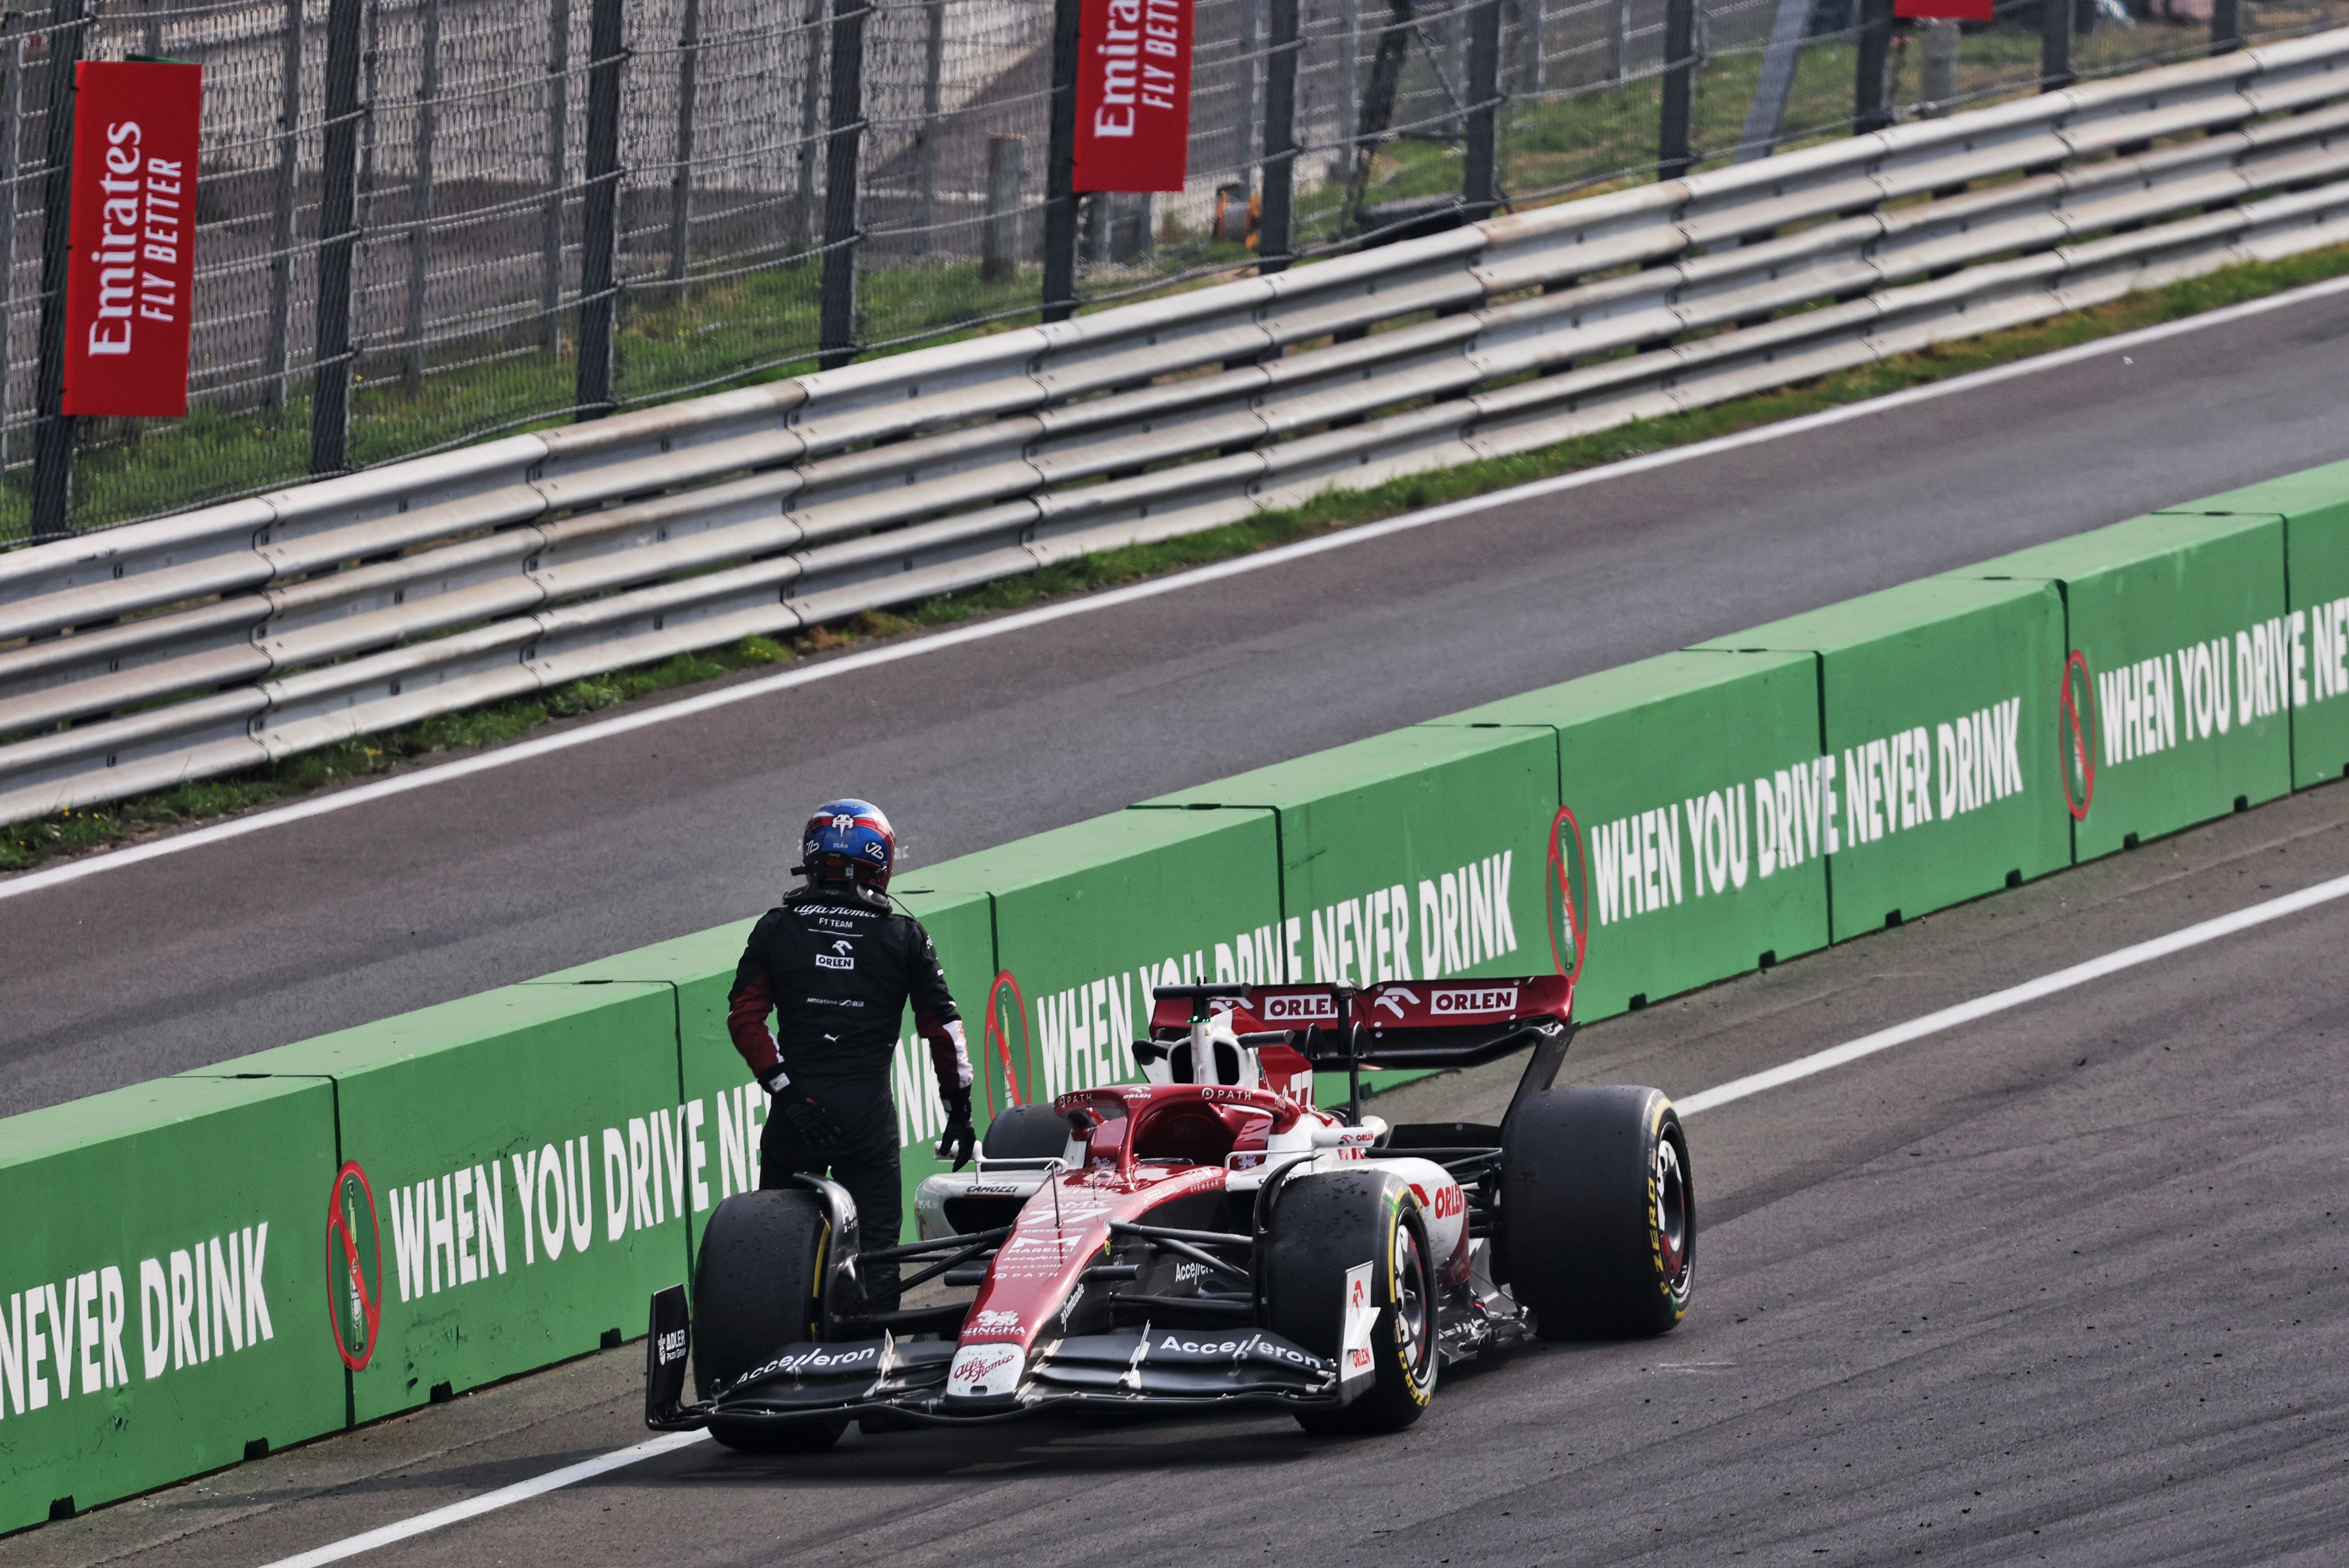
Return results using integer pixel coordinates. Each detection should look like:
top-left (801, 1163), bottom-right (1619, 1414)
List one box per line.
top-left (798, 799), bottom-right (895, 901)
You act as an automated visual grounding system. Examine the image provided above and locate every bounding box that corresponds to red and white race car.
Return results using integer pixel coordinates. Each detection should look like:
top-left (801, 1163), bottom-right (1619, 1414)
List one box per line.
top-left (646, 978), bottom-right (1694, 1448)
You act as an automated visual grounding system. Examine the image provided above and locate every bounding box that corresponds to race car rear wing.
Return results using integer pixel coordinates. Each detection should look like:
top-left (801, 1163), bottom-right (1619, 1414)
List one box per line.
top-left (1149, 975), bottom-right (1573, 1071)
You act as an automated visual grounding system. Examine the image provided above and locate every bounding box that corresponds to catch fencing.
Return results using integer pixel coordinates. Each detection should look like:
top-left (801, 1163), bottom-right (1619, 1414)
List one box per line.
top-left (7, 33), bottom-right (2349, 824)
top-left (0, 0), bottom-right (2339, 537)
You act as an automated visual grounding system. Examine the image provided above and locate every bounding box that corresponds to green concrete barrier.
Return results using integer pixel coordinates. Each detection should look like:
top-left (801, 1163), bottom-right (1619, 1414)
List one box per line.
top-left (915, 809), bottom-right (1282, 1105)
top-left (1137, 727), bottom-right (1556, 1101)
top-left (183, 984), bottom-right (688, 1423)
top-left (1428, 650), bottom-right (1830, 1022)
top-left (1957, 514), bottom-right (2292, 859)
top-left (2157, 462), bottom-right (2349, 791)
top-left (0, 1077), bottom-right (345, 1533)
top-left (1693, 579), bottom-right (2071, 941)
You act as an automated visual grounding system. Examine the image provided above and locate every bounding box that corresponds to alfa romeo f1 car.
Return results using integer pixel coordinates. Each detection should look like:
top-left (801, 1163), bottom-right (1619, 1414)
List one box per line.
top-left (645, 977), bottom-right (1694, 1448)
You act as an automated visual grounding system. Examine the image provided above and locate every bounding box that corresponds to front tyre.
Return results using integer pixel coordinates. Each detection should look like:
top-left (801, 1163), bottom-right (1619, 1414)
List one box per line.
top-left (692, 1189), bottom-right (848, 1454)
top-left (1263, 1169), bottom-right (1440, 1435)
top-left (1501, 1086), bottom-right (1694, 1339)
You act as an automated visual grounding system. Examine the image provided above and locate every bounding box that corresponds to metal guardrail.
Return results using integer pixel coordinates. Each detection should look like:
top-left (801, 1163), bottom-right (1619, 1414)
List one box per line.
top-left (6, 33), bottom-right (2349, 825)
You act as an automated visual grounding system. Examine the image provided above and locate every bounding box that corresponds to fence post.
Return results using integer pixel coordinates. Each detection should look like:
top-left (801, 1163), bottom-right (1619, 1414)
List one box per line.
top-left (265, 0), bottom-right (303, 411)
top-left (914, 0), bottom-right (944, 254)
top-left (1462, 0), bottom-right (1499, 217)
top-left (666, 0), bottom-right (699, 286)
top-left (575, 0), bottom-right (622, 418)
top-left (1040, 0), bottom-right (1078, 322)
top-left (1919, 16), bottom-right (1955, 114)
top-left (2209, 0), bottom-right (2240, 54)
top-left (404, 0), bottom-right (442, 393)
top-left (791, 0), bottom-right (824, 256)
top-left (0, 14), bottom-right (25, 478)
top-left (1259, 0), bottom-right (1298, 271)
top-left (1606, 0), bottom-right (1625, 82)
top-left (541, 0), bottom-right (569, 355)
top-left (1658, 0), bottom-right (1693, 180)
top-left (1522, 0), bottom-right (1542, 95)
top-left (1338, 0), bottom-right (1360, 183)
top-left (981, 132), bottom-right (1023, 281)
top-left (30, 0), bottom-right (85, 540)
top-left (815, 0), bottom-right (868, 368)
top-left (1854, 0), bottom-right (1893, 134)
top-left (309, 0), bottom-right (363, 474)
top-left (1237, 0), bottom-right (1260, 184)
top-left (2040, 0), bottom-right (2072, 91)
top-left (1737, 0), bottom-right (1808, 160)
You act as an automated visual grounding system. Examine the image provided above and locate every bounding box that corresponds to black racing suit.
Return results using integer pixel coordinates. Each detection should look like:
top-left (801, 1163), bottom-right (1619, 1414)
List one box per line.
top-left (725, 886), bottom-right (969, 1308)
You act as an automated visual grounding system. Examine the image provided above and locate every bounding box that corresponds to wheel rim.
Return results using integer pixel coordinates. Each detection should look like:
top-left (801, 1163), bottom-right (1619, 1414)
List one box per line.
top-left (1654, 1135), bottom-right (1692, 1293)
top-left (1392, 1220), bottom-right (1432, 1375)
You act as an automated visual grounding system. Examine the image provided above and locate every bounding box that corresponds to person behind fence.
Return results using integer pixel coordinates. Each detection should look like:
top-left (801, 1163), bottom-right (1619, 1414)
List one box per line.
top-left (724, 798), bottom-right (974, 1310)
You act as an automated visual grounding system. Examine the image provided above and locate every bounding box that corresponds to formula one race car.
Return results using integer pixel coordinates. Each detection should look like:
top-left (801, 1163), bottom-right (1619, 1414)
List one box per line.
top-left (646, 978), bottom-right (1693, 1449)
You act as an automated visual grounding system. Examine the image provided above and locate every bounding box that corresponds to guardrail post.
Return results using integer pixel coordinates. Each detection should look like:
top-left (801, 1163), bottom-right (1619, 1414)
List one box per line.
top-left (575, 0), bottom-right (622, 418)
top-left (1041, 0), bottom-right (1079, 322)
top-left (265, 0), bottom-right (303, 411)
top-left (1463, 0), bottom-right (1499, 217)
top-left (1658, 0), bottom-right (1694, 180)
top-left (913, 0), bottom-right (945, 255)
top-left (30, 0), bottom-right (86, 540)
top-left (1854, 0), bottom-right (1893, 135)
top-left (404, 0), bottom-right (443, 394)
top-left (666, 0), bottom-right (700, 287)
top-left (541, 0), bottom-right (569, 356)
top-left (1259, 0), bottom-right (1299, 271)
top-left (2040, 0), bottom-right (2072, 92)
top-left (2209, 0), bottom-right (2240, 55)
top-left (309, 0), bottom-right (364, 475)
top-left (815, 0), bottom-right (868, 369)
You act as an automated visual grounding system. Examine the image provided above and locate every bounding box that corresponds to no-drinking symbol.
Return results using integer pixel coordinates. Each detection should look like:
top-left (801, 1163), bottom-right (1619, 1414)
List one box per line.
top-left (326, 1161), bottom-right (382, 1372)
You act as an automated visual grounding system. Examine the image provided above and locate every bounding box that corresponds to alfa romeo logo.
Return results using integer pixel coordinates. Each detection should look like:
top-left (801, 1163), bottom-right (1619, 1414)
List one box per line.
top-left (325, 1160), bottom-right (382, 1372)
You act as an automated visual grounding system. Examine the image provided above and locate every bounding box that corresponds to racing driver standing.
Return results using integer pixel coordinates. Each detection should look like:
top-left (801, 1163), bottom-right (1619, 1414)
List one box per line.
top-left (725, 799), bottom-right (974, 1309)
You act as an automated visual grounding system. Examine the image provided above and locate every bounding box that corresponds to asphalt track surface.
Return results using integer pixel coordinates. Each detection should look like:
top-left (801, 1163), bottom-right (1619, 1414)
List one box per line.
top-left (10, 769), bottom-right (2346, 1568)
top-left (9, 289), bottom-right (2349, 1114)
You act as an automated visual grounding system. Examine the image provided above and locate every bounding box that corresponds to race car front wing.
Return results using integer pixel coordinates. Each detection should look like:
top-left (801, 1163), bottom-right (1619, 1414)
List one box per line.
top-left (644, 1286), bottom-right (1344, 1431)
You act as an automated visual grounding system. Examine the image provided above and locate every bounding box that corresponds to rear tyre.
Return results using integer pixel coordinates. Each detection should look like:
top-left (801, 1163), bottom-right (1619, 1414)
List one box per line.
top-left (1263, 1168), bottom-right (1439, 1435)
top-left (692, 1189), bottom-right (847, 1454)
top-left (982, 1102), bottom-right (1073, 1161)
top-left (1501, 1086), bottom-right (1694, 1340)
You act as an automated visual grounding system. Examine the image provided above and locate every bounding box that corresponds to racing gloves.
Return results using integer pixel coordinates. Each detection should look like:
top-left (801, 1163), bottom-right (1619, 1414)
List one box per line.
top-left (937, 1084), bottom-right (975, 1171)
top-left (779, 1090), bottom-right (847, 1149)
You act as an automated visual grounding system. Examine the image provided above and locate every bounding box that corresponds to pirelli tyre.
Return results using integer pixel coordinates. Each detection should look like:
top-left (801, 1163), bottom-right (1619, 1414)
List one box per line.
top-left (692, 1189), bottom-right (848, 1453)
top-left (982, 1101), bottom-right (1073, 1160)
top-left (1263, 1168), bottom-right (1439, 1435)
top-left (1501, 1086), bottom-right (1694, 1339)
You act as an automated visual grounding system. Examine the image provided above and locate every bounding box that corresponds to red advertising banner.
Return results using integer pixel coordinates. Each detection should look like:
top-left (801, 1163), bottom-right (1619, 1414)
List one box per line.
top-left (1894, 0), bottom-right (1993, 19)
top-left (1072, 0), bottom-right (1192, 193)
top-left (63, 61), bottom-right (202, 418)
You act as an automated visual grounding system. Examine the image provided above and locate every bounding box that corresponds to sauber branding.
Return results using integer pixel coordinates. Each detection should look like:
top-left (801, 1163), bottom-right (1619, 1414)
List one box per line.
top-left (1429, 985), bottom-right (1516, 1015)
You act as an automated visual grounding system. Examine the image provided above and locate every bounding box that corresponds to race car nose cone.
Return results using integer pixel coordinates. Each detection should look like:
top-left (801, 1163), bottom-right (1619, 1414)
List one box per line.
top-left (945, 1343), bottom-right (1027, 1399)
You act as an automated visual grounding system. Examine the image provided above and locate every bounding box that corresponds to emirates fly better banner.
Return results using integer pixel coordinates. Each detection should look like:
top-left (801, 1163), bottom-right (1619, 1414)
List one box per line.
top-left (1073, 0), bottom-right (1192, 192)
top-left (63, 62), bottom-right (201, 418)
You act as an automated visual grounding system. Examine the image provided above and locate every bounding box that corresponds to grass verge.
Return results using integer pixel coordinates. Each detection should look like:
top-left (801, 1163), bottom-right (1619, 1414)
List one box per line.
top-left (8, 239), bottom-right (2349, 876)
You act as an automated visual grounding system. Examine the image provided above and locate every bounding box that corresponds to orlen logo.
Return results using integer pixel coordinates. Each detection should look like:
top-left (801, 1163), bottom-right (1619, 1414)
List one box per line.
top-left (1408, 1181), bottom-right (1465, 1220)
top-left (1259, 991), bottom-right (1339, 1023)
top-left (1430, 986), bottom-right (1517, 1015)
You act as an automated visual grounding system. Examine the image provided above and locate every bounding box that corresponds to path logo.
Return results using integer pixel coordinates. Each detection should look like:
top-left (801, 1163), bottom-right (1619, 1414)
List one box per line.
top-left (325, 1160), bottom-right (382, 1371)
top-left (2058, 649), bottom-right (2099, 823)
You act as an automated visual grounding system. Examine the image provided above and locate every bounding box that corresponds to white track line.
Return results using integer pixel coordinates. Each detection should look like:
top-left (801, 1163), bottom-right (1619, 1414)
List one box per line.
top-left (251, 1430), bottom-right (708, 1568)
top-left (244, 866), bottom-right (2349, 1568)
top-left (14, 269), bottom-right (2349, 906)
top-left (1675, 867), bottom-right (2349, 1115)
